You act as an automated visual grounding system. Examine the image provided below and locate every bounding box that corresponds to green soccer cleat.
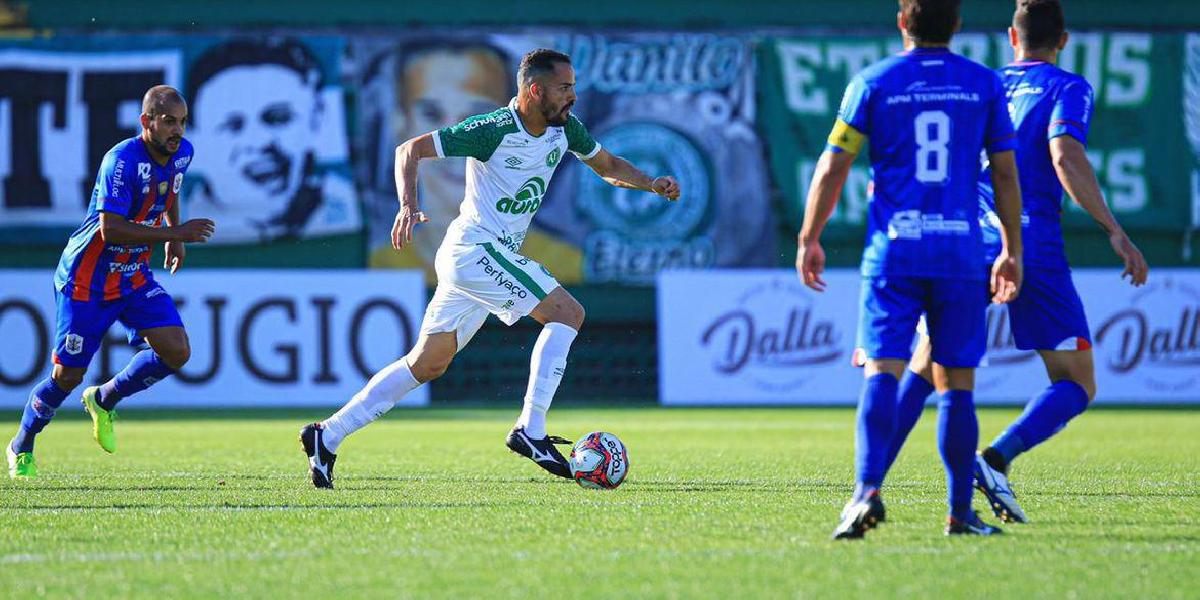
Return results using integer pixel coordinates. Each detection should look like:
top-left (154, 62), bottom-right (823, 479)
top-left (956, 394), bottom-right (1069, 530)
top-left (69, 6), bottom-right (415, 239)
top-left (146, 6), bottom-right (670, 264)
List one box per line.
top-left (81, 386), bottom-right (117, 454)
top-left (6, 444), bottom-right (36, 479)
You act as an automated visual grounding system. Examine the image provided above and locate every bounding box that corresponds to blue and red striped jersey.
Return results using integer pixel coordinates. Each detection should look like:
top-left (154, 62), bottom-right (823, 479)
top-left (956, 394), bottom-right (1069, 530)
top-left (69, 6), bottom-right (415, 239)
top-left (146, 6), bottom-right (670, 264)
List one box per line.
top-left (55, 136), bottom-right (194, 301)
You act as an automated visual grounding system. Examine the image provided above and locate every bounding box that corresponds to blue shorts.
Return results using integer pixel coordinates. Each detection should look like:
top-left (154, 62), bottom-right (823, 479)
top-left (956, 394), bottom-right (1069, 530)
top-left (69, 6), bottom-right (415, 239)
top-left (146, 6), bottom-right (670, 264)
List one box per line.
top-left (1008, 267), bottom-right (1092, 351)
top-left (856, 276), bottom-right (989, 368)
top-left (53, 282), bottom-right (183, 367)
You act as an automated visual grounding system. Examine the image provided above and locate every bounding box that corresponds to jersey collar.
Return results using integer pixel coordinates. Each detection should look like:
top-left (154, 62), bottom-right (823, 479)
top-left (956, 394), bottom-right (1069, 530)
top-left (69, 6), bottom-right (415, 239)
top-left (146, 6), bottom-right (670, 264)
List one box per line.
top-left (507, 97), bottom-right (546, 139)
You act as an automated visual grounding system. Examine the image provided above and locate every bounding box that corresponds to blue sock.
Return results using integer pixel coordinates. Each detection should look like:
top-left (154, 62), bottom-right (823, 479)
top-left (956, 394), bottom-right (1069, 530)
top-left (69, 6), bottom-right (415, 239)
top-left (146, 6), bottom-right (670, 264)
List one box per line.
top-left (937, 389), bottom-right (978, 522)
top-left (98, 350), bottom-right (176, 410)
top-left (10, 378), bottom-right (70, 453)
top-left (854, 373), bottom-right (898, 499)
top-left (990, 380), bottom-right (1090, 465)
top-left (883, 370), bottom-right (936, 475)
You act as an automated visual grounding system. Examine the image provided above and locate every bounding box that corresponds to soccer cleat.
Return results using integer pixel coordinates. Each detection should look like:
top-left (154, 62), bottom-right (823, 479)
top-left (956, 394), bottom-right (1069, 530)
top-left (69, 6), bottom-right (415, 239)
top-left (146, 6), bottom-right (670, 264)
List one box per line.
top-left (945, 511), bottom-right (1004, 536)
top-left (299, 423), bottom-right (337, 489)
top-left (832, 491), bottom-right (887, 540)
top-left (80, 386), bottom-right (117, 454)
top-left (6, 444), bottom-right (36, 479)
top-left (973, 453), bottom-right (1028, 523)
top-left (505, 426), bottom-right (573, 479)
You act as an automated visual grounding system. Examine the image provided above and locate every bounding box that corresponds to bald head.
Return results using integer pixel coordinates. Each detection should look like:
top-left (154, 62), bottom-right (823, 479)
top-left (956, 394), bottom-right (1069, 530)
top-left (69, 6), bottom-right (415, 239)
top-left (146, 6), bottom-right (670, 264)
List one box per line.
top-left (139, 85), bottom-right (188, 158)
top-left (142, 85), bottom-right (186, 118)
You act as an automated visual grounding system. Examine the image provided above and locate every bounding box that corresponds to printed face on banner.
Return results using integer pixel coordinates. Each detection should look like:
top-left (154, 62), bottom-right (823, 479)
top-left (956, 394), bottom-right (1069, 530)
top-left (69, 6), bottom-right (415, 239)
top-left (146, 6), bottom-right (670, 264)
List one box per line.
top-left (184, 38), bottom-right (360, 244)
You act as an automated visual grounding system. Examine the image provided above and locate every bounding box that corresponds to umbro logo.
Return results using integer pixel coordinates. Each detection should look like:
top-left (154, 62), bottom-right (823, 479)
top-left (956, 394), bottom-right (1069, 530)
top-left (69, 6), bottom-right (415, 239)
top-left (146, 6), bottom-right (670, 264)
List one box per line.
top-left (504, 156), bottom-right (524, 169)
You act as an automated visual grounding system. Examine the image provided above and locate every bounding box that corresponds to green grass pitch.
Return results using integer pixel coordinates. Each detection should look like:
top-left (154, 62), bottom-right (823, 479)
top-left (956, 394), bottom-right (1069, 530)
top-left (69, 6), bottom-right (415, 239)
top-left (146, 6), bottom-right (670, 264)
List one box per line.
top-left (1, 407), bottom-right (1197, 598)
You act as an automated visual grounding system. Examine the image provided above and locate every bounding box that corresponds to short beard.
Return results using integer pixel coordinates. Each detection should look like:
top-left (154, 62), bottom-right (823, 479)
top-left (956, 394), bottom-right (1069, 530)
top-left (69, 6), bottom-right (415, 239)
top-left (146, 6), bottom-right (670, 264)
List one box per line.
top-left (542, 101), bottom-right (570, 127)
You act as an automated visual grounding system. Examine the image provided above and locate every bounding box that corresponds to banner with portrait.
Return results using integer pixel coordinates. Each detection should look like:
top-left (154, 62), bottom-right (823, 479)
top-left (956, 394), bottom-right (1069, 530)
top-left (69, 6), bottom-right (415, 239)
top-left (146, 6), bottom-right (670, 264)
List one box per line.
top-left (353, 32), bottom-right (776, 285)
top-left (0, 35), bottom-right (360, 247)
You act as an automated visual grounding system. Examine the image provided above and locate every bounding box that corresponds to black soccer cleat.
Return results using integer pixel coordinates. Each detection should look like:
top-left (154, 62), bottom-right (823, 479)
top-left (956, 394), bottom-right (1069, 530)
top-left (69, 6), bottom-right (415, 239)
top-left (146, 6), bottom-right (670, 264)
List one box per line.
top-left (945, 511), bottom-right (1004, 536)
top-left (832, 491), bottom-right (887, 540)
top-left (300, 422), bottom-right (337, 489)
top-left (505, 426), bottom-right (573, 479)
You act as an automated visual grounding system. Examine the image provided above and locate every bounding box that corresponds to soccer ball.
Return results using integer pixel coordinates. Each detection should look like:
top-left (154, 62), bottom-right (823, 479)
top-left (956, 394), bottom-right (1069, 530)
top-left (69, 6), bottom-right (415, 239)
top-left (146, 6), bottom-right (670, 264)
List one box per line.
top-left (569, 431), bottom-right (629, 490)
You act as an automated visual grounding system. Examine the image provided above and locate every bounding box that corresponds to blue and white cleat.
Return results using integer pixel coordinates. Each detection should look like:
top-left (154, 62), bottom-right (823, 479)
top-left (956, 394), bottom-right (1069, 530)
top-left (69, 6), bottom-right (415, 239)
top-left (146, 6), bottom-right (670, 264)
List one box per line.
top-left (945, 511), bottom-right (1004, 536)
top-left (973, 453), bottom-right (1027, 523)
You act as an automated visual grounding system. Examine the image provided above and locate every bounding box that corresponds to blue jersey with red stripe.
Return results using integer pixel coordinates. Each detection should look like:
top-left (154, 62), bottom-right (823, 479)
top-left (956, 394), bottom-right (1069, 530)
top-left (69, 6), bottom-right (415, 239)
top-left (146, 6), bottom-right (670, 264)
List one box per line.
top-left (980, 60), bottom-right (1094, 270)
top-left (54, 136), bottom-right (193, 302)
top-left (833, 48), bottom-right (1017, 280)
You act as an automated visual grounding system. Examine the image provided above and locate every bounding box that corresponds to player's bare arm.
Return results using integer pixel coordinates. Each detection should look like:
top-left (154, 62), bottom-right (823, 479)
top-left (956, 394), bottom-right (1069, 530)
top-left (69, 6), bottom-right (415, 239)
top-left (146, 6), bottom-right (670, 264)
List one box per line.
top-left (796, 148), bottom-right (856, 292)
top-left (98, 212), bottom-right (213, 246)
top-left (391, 133), bottom-right (437, 249)
top-left (162, 189), bottom-right (191, 273)
top-left (1050, 135), bottom-right (1149, 286)
top-left (582, 148), bottom-right (680, 200)
top-left (986, 149), bottom-right (1024, 303)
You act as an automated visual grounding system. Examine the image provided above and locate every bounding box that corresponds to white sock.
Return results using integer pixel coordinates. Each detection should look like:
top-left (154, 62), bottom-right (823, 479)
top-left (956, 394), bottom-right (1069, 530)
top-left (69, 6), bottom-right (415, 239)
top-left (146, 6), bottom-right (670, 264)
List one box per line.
top-left (322, 358), bottom-right (421, 453)
top-left (517, 322), bottom-right (578, 439)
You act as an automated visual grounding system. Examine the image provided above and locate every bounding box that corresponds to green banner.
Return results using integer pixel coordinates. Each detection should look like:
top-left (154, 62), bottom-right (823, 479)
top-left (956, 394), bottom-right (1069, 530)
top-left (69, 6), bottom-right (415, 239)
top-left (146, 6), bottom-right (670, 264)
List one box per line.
top-left (758, 32), bottom-right (1196, 245)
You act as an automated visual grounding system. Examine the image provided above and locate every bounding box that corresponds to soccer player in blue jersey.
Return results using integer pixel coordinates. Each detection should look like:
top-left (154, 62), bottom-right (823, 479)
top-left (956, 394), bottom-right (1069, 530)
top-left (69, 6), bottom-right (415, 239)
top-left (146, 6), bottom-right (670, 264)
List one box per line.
top-left (797, 0), bottom-right (1025, 538)
top-left (883, 0), bottom-right (1149, 524)
top-left (6, 86), bottom-right (215, 479)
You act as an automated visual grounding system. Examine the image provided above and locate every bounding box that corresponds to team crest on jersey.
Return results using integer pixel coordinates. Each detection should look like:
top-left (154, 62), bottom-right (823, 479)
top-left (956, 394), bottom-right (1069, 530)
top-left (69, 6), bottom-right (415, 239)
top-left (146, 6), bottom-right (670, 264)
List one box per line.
top-left (158, 181), bottom-right (168, 196)
top-left (496, 177), bottom-right (547, 215)
top-left (64, 334), bottom-right (84, 355)
top-left (545, 148), bottom-right (561, 167)
top-left (137, 163), bottom-right (151, 180)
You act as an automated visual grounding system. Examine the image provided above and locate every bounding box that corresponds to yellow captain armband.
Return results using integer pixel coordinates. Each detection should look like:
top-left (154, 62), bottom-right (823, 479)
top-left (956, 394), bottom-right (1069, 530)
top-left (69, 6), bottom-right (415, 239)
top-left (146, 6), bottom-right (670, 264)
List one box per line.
top-left (827, 119), bottom-right (866, 154)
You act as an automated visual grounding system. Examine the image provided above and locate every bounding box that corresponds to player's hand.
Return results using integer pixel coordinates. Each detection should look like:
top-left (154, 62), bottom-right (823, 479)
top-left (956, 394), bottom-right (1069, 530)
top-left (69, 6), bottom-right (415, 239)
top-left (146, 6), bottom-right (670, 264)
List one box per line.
top-left (1109, 231), bottom-right (1148, 287)
top-left (391, 205), bottom-right (429, 250)
top-left (796, 239), bottom-right (827, 292)
top-left (164, 240), bottom-right (186, 274)
top-left (651, 176), bottom-right (680, 201)
top-left (172, 218), bottom-right (215, 243)
top-left (990, 251), bottom-right (1023, 303)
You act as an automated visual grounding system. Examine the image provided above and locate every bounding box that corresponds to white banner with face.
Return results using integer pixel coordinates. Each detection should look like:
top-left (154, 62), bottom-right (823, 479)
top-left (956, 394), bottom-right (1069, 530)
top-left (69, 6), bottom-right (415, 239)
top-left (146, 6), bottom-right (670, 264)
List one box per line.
top-left (0, 270), bottom-right (428, 408)
top-left (658, 269), bottom-right (1200, 405)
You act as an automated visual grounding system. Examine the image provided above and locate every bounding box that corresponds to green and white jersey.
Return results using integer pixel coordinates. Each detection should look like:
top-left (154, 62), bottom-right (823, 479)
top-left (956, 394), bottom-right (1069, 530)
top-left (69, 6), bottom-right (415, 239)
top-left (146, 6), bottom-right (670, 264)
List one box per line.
top-left (431, 97), bottom-right (601, 252)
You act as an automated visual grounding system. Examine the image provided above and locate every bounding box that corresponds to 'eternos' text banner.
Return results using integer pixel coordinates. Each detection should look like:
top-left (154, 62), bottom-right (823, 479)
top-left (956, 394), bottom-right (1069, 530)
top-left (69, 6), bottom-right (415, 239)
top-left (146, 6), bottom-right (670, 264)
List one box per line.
top-left (658, 269), bottom-right (1200, 405)
top-left (0, 270), bottom-right (427, 408)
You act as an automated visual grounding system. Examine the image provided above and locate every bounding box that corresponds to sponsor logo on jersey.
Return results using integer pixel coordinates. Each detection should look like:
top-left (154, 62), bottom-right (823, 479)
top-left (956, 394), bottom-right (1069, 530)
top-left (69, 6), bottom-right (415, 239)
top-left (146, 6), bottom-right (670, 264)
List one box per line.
top-left (137, 162), bottom-right (151, 180)
top-left (495, 176), bottom-right (547, 215)
top-left (463, 112), bottom-right (513, 131)
top-left (475, 255), bottom-right (529, 299)
top-left (174, 155), bottom-right (191, 169)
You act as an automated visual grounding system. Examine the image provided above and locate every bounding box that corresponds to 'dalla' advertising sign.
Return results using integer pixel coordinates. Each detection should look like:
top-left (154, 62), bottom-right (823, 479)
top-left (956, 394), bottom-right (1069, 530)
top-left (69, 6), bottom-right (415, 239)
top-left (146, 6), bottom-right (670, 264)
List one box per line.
top-left (659, 269), bottom-right (1200, 405)
top-left (0, 270), bottom-right (427, 408)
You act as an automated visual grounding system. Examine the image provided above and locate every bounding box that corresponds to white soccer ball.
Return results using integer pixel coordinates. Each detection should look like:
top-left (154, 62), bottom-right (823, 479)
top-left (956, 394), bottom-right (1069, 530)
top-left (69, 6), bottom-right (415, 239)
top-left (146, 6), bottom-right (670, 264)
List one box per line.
top-left (569, 431), bottom-right (629, 490)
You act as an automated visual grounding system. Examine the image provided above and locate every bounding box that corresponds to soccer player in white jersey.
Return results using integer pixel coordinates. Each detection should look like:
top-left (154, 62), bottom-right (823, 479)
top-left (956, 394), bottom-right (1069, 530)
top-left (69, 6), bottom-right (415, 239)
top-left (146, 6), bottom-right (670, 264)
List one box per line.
top-left (299, 49), bottom-right (681, 488)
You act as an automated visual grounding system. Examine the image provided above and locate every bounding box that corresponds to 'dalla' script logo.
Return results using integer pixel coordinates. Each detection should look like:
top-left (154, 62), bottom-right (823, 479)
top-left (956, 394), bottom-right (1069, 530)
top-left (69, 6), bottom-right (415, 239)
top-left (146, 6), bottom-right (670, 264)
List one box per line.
top-left (699, 277), bottom-right (841, 393)
top-left (1094, 278), bottom-right (1200, 392)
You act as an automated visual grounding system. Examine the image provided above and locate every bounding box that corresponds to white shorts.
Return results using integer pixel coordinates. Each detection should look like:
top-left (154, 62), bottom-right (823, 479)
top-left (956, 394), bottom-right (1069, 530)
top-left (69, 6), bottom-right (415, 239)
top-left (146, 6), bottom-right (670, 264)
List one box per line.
top-left (419, 241), bottom-right (560, 350)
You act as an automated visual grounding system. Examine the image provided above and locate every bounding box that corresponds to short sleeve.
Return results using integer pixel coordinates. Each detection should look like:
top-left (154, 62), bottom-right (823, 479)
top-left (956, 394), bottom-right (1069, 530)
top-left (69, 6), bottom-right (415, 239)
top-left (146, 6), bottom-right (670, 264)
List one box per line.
top-left (826, 75), bottom-right (871, 154)
top-left (984, 74), bottom-right (1018, 154)
top-left (565, 114), bottom-right (600, 159)
top-left (1049, 79), bottom-right (1094, 146)
top-left (432, 112), bottom-right (507, 161)
top-left (95, 151), bottom-right (134, 216)
top-left (837, 75), bottom-right (872, 133)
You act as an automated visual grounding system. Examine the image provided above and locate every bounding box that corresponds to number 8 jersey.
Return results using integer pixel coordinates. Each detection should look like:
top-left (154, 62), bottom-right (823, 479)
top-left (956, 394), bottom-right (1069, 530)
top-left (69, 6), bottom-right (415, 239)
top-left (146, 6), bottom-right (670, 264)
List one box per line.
top-left (827, 47), bottom-right (1016, 280)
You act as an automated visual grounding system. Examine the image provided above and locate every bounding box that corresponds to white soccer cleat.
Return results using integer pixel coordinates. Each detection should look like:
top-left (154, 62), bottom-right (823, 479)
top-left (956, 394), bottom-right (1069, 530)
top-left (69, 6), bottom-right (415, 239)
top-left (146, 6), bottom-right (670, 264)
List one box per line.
top-left (973, 453), bottom-right (1027, 524)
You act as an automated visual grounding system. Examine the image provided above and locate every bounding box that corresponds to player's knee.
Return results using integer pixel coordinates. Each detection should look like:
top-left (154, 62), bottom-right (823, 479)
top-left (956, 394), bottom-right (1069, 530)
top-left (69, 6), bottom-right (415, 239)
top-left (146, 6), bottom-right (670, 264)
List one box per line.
top-left (51, 367), bottom-right (85, 391)
top-left (554, 296), bottom-right (585, 330)
top-left (411, 357), bottom-right (451, 383)
top-left (157, 341), bottom-right (190, 370)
